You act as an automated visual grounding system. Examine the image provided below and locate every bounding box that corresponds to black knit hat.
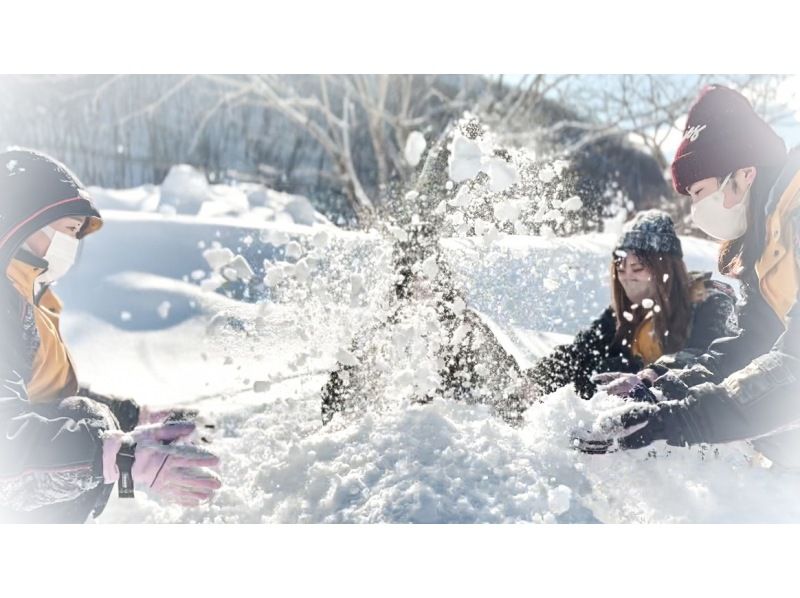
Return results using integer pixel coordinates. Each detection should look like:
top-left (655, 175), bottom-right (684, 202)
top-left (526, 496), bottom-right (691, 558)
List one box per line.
top-left (616, 209), bottom-right (682, 258)
top-left (0, 149), bottom-right (102, 266)
top-left (671, 85), bottom-right (787, 196)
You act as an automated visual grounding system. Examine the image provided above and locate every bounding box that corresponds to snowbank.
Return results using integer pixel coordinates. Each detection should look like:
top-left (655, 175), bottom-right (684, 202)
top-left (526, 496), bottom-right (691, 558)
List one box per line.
top-left (89, 164), bottom-right (331, 226)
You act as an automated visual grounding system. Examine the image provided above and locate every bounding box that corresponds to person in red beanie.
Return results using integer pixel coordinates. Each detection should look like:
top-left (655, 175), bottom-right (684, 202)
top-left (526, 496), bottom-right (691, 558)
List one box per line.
top-left (576, 84), bottom-right (800, 468)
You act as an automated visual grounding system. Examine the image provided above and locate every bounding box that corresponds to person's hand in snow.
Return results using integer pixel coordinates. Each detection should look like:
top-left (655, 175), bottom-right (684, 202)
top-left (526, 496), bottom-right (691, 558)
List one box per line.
top-left (571, 386), bottom-right (698, 455)
top-left (138, 405), bottom-right (217, 444)
top-left (102, 421), bottom-right (222, 507)
top-left (592, 369), bottom-right (660, 400)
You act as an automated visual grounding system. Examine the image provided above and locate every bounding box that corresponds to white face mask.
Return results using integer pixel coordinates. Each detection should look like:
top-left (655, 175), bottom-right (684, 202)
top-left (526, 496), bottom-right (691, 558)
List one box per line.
top-left (38, 225), bottom-right (80, 284)
top-left (619, 279), bottom-right (655, 305)
top-left (690, 173), bottom-right (751, 241)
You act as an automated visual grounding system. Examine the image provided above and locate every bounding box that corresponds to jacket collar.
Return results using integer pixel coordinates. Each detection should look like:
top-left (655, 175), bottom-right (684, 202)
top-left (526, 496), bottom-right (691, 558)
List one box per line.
top-left (5, 249), bottom-right (49, 304)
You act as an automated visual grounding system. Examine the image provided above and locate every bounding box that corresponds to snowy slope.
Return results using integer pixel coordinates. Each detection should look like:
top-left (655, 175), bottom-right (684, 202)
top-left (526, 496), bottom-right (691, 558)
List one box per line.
top-left (54, 206), bottom-right (800, 524)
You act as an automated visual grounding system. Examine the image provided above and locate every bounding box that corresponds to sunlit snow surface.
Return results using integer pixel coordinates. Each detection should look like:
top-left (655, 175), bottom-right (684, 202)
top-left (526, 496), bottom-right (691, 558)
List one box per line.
top-left (54, 206), bottom-right (800, 524)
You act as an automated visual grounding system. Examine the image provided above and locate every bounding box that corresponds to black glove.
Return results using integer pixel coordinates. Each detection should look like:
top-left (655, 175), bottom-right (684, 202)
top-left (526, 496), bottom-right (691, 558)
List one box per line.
top-left (573, 398), bottom-right (691, 454)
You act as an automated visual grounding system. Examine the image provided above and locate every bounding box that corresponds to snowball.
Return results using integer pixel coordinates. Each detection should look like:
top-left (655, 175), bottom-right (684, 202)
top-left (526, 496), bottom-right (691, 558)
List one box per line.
top-left (404, 131), bottom-right (427, 167)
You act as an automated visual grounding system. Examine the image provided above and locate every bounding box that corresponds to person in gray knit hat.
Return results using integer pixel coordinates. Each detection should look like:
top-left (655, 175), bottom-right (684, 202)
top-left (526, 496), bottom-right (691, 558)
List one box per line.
top-left (524, 209), bottom-right (737, 403)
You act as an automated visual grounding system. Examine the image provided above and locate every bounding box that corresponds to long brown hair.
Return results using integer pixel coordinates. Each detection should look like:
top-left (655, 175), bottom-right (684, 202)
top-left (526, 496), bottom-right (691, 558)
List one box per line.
top-left (611, 251), bottom-right (692, 355)
top-left (717, 164), bottom-right (783, 280)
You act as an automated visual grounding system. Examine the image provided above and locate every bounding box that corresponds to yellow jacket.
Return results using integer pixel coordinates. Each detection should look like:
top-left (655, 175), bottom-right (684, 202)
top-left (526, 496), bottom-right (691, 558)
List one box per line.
top-left (5, 257), bottom-right (79, 403)
top-left (756, 169), bottom-right (800, 325)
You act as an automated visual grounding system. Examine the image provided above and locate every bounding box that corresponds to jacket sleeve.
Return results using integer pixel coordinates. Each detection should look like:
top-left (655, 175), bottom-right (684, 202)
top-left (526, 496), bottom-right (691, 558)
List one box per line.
top-left (625, 300), bottom-right (800, 448)
top-left (77, 385), bottom-right (140, 432)
top-left (526, 307), bottom-right (638, 399)
top-left (0, 370), bottom-right (110, 514)
top-left (692, 285), bottom-right (786, 383)
top-left (686, 289), bottom-right (738, 356)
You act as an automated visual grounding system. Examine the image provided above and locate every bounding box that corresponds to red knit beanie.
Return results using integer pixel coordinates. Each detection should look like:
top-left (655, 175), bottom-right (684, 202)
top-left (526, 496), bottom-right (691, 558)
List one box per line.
top-left (671, 85), bottom-right (787, 196)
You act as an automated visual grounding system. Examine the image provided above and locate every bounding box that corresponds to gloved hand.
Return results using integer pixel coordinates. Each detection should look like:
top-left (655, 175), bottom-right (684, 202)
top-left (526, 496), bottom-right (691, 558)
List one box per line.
top-left (571, 401), bottom-right (661, 454)
top-left (138, 405), bottom-right (217, 443)
top-left (102, 422), bottom-right (222, 506)
top-left (592, 370), bottom-right (660, 400)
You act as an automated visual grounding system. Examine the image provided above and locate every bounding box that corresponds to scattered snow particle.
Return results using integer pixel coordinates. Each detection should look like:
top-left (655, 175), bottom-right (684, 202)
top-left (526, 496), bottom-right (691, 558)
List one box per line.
top-left (543, 278), bottom-right (560, 292)
top-left (404, 131), bottom-right (426, 167)
top-left (253, 380), bottom-right (271, 393)
top-left (265, 264), bottom-right (285, 287)
top-left (642, 298), bottom-right (655, 309)
top-left (293, 259), bottom-right (311, 283)
top-left (653, 304), bottom-right (662, 313)
top-left (157, 301), bottom-right (171, 319)
top-left (547, 485), bottom-right (572, 515)
top-left (312, 230), bottom-right (329, 249)
top-left (623, 311), bottom-right (634, 322)
top-left (562, 195), bottom-right (583, 212)
top-left (190, 269), bottom-right (206, 281)
top-left (537, 166), bottom-right (557, 183)
top-left (120, 311), bottom-right (132, 322)
top-left (227, 255), bottom-right (254, 282)
top-left (285, 241), bottom-right (303, 260)
top-left (203, 247), bottom-right (234, 271)
top-left (388, 225), bottom-right (408, 242)
top-left (448, 134), bottom-right (483, 182)
top-left (663, 273), bottom-right (670, 283)
top-left (336, 348), bottom-right (359, 367)
top-left (485, 157), bottom-right (519, 192)
top-left (421, 255), bottom-right (439, 279)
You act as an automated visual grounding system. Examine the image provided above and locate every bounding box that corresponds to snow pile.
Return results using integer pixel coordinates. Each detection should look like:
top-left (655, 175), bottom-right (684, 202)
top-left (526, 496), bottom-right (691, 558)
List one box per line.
top-left (89, 164), bottom-right (331, 227)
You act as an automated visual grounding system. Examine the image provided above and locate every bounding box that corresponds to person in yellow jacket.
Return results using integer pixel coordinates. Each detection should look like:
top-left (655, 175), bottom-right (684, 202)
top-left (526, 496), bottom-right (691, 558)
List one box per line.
top-left (0, 149), bottom-right (220, 522)
top-left (579, 85), bottom-right (800, 467)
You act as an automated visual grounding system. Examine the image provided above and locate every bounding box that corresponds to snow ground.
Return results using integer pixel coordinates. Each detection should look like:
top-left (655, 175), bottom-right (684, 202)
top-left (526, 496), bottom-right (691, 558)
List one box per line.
top-left (55, 204), bottom-right (800, 523)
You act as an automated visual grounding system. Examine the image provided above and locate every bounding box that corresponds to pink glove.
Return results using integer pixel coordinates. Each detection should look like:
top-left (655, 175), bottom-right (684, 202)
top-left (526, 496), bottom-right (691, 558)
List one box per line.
top-left (103, 422), bottom-right (222, 507)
